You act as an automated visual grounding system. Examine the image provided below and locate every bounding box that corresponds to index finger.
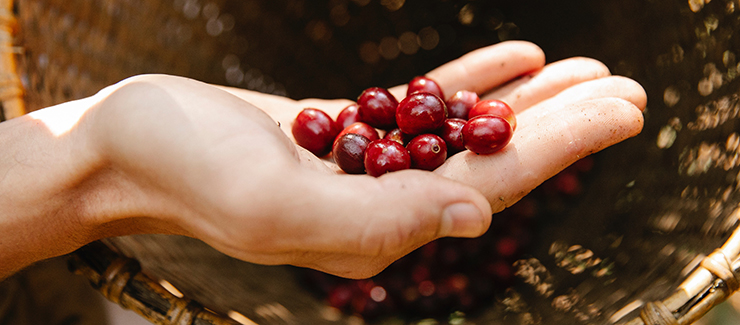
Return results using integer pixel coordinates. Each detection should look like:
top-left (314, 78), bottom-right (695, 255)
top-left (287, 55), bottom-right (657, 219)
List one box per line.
top-left (389, 41), bottom-right (546, 99)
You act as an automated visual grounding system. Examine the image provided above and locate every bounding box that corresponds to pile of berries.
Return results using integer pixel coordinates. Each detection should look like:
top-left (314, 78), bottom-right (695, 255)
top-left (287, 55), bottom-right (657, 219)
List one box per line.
top-left (291, 76), bottom-right (516, 176)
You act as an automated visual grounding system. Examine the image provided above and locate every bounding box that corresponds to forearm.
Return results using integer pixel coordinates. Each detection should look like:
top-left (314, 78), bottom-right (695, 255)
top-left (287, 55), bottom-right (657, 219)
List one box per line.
top-left (0, 96), bottom-right (180, 279)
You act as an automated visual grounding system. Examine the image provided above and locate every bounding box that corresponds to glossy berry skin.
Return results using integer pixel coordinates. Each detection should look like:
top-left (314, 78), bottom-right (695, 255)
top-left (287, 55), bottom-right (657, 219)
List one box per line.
top-left (383, 128), bottom-right (412, 146)
top-left (407, 76), bottom-right (444, 100)
top-left (396, 92), bottom-right (447, 135)
top-left (462, 115), bottom-right (513, 155)
top-left (468, 99), bottom-right (517, 131)
top-left (292, 108), bottom-right (340, 157)
top-left (446, 90), bottom-right (479, 119)
top-left (438, 118), bottom-right (466, 155)
top-left (407, 134), bottom-right (447, 171)
top-left (357, 87), bottom-right (399, 130)
top-left (333, 133), bottom-right (371, 174)
top-left (336, 122), bottom-right (380, 143)
top-left (337, 103), bottom-right (360, 129)
top-left (364, 139), bottom-right (411, 177)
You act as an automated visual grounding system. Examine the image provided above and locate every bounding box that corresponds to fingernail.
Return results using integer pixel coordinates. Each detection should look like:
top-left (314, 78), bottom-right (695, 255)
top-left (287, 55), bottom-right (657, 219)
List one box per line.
top-left (440, 203), bottom-right (486, 237)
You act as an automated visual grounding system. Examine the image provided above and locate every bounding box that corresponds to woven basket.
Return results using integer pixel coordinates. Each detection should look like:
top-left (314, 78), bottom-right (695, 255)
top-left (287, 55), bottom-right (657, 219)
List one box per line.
top-left (5, 0), bottom-right (740, 324)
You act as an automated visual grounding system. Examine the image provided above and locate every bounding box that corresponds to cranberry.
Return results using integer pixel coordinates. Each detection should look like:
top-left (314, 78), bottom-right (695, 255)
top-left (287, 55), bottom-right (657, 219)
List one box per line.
top-left (328, 284), bottom-right (354, 308)
top-left (407, 76), bottom-right (444, 100)
top-left (396, 92), bottom-right (447, 135)
top-left (437, 118), bottom-right (466, 155)
top-left (407, 134), bottom-right (447, 171)
top-left (336, 122), bottom-right (380, 143)
top-left (383, 128), bottom-right (413, 146)
top-left (446, 90), bottom-right (479, 119)
top-left (554, 171), bottom-right (582, 195)
top-left (462, 115), bottom-right (513, 155)
top-left (364, 139), bottom-right (411, 177)
top-left (333, 133), bottom-right (371, 174)
top-left (337, 103), bottom-right (360, 128)
top-left (357, 87), bottom-right (399, 130)
top-left (468, 99), bottom-right (517, 131)
top-left (292, 108), bottom-right (340, 157)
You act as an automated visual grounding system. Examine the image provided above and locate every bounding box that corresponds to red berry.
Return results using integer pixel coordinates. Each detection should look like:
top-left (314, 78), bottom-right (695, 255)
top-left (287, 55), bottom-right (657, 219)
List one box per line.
top-left (383, 128), bottom-right (412, 146)
top-left (407, 134), bottom-right (447, 171)
top-left (328, 284), bottom-right (354, 308)
top-left (462, 115), bottom-right (513, 155)
top-left (555, 171), bottom-right (582, 195)
top-left (336, 122), bottom-right (380, 143)
top-left (407, 76), bottom-right (444, 100)
top-left (469, 99), bottom-right (517, 131)
top-left (437, 118), bottom-right (466, 155)
top-left (396, 92), bottom-right (447, 135)
top-left (337, 103), bottom-right (360, 129)
top-left (446, 90), bottom-right (479, 119)
top-left (292, 108), bottom-right (340, 157)
top-left (364, 139), bottom-right (411, 177)
top-left (357, 87), bottom-right (399, 130)
top-left (495, 237), bottom-right (518, 257)
top-left (333, 133), bottom-right (371, 174)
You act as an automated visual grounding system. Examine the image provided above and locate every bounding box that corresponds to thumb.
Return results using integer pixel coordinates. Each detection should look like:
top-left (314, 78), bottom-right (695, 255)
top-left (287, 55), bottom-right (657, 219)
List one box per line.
top-left (280, 169), bottom-right (492, 258)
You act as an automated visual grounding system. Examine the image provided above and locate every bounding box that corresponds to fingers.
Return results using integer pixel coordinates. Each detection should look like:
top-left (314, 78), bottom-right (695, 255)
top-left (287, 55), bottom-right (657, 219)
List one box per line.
top-left (436, 97), bottom-right (644, 212)
top-left (525, 75), bottom-right (647, 113)
top-left (389, 41), bottom-right (546, 99)
top-left (484, 57), bottom-right (612, 112)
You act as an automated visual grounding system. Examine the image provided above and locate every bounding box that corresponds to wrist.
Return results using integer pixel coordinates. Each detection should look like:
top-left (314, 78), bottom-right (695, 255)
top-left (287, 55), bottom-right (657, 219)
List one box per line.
top-left (0, 95), bottom-right (183, 278)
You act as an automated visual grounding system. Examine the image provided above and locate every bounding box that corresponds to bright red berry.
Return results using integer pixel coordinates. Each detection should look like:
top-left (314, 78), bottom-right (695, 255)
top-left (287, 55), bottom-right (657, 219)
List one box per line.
top-left (337, 103), bottom-right (360, 129)
top-left (336, 122), bottom-right (380, 143)
top-left (357, 87), bottom-right (399, 130)
top-left (468, 99), bottom-right (517, 131)
top-left (446, 90), bottom-right (479, 119)
top-left (396, 92), bottom-right (447, 135)
top-left (462, 115), bottom-right (513, 155)
top-left (407, 76), bottom-right (444, 100)
top-left (292, 108), bottom-right (340, 157)
top-left (364, 139), bottom-right (411, 177)
top-left (407, 134), bottom-right (447, 171)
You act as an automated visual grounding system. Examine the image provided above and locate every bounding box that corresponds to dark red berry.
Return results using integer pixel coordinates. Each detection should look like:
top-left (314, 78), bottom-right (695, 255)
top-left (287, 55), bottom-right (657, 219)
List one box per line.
top-left (462, 115), bottom-right (513, 155)
top-left (383, 128), bottom-right (413, 146)
top-left (337, 103), bottom-right (360, 129)
top-left (357, 87), bottom-right (399, 130)
top-left (364, 139), bottom-right (411, 177)
top-left (555, 171), bottom-right (582, 195)
top-left (446, 90), bottom-right (479, 119)
top-left (437, 118), bottom-right (466, 155)
top-left (328, 284), bottom-right (354, 308)
top-left (336, 122), bottom-right (380, 143)
top-left (292, 108), bottom-right (340, 157)
top-left (407, 76), bottom-right (444, 100)
top-left (396, 92), bottom-right (447, 135)
top-left (407, 134), bottom-right (447, 171)
top-left (469, 99), bottom-right (517, 130)
top-left (495, 237), bottom-right (518, 257)
top-left (333, 133), bottom-right (371, 174)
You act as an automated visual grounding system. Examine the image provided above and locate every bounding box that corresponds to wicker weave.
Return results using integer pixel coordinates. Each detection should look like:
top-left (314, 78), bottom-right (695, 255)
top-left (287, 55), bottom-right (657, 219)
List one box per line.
top-left (5, 0), bottom-right (740, 324)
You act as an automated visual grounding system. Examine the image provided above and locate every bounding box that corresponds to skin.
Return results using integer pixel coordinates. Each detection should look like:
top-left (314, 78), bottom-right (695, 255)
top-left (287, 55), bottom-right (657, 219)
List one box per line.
top-left (0, 41), bottom-right (645, 280)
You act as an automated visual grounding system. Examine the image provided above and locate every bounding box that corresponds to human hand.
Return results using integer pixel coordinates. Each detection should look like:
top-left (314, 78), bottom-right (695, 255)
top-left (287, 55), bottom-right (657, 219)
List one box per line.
top-left (0, 41), bottom-right (644, 280)
top-left (25, 41), bottom-right (643, 281)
